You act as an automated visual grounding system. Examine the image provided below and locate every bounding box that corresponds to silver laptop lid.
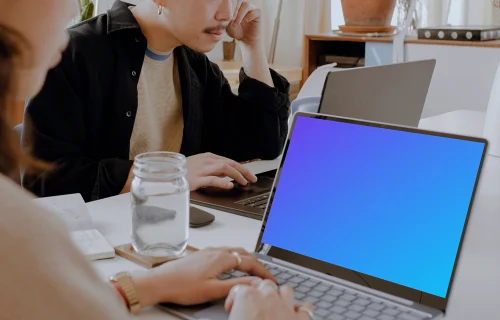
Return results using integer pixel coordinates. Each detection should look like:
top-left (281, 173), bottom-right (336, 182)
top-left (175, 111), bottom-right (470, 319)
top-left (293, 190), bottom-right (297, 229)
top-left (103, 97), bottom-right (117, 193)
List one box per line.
top-left (318, 59), bottom-right (436, 127)
top-left (255, 112), bottom-right (487, 313)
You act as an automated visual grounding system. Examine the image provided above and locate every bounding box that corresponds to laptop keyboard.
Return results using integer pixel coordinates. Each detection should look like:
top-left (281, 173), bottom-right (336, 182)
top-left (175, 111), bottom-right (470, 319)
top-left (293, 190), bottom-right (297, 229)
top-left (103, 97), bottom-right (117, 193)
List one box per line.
top-left (235, 192), bottom-right (270, 209)
top-left (220, 262), bottom-right (430, 320)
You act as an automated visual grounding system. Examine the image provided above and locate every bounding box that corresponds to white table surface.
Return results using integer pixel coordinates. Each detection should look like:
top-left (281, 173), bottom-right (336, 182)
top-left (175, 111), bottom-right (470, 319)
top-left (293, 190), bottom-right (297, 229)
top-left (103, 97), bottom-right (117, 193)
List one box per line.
top-left (88, 111), bottom-right (500, 319)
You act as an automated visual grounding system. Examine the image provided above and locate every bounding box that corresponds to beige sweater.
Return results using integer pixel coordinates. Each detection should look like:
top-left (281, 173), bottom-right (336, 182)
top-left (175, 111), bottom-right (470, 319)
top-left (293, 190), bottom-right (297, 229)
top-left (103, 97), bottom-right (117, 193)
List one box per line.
top-left (0, 174), bottom-right (131, 319)
top-left (129, 47), bottom-right (184, 160)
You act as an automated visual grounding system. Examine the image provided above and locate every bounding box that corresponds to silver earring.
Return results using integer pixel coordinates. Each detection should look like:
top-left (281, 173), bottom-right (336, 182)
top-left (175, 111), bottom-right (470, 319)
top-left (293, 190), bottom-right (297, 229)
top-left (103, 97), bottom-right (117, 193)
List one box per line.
top-left (158, 5), bottom-right (163, 15)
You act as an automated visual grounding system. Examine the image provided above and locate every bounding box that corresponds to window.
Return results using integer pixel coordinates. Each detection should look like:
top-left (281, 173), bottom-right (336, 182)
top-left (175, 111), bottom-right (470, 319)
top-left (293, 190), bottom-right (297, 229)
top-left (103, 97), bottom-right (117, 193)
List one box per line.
top-left (331, 0), bottom-right (398, 30)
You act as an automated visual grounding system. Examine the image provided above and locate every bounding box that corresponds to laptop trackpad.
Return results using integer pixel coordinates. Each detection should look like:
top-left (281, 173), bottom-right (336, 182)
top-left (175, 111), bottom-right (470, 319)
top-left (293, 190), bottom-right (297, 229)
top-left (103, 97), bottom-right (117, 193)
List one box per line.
top-left (193, 304), bottom-right (228, 319)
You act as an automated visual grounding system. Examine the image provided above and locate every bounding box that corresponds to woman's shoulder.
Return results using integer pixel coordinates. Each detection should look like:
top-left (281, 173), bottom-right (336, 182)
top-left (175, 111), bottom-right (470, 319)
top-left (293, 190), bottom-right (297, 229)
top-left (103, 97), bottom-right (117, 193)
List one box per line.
top-left (0, 174), bottom-right (69, 243)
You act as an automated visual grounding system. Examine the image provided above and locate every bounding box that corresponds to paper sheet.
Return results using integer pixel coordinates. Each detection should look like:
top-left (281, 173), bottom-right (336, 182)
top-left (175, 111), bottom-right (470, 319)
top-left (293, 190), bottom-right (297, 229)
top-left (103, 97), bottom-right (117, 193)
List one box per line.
top-left (34, 194), bottom-right (94, 232)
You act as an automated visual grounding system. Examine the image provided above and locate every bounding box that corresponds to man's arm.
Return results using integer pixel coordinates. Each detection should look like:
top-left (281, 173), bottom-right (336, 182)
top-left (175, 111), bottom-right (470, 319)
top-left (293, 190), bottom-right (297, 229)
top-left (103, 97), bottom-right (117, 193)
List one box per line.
top-left (239, 43), bottom-right (274, 88)
top-left (198, 0), bottom-right (289, 162)
top-left (22, 55), bottom-right (132, 202)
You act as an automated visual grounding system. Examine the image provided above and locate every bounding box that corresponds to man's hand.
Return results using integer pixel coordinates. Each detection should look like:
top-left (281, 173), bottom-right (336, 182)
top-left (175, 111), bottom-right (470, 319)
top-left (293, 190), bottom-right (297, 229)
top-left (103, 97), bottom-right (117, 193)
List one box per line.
top-left (226, 0), bottom-right (261, 47)
top-left (120, 167), bottom-right (134, 194)
top-left (186, 153), bottom-right (257, 191)
top-left (226, 0), bottom-right (274, 87)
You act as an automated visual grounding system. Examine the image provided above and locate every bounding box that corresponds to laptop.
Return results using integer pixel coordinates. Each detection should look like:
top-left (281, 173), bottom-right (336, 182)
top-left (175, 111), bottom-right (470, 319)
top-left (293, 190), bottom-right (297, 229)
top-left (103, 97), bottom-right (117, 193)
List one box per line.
top-left (190, 60), bottom-right (436, 220)
top-left (318, 59), bottom-right (436, 128)
top-left (162, 112), bottom-right (488, 320)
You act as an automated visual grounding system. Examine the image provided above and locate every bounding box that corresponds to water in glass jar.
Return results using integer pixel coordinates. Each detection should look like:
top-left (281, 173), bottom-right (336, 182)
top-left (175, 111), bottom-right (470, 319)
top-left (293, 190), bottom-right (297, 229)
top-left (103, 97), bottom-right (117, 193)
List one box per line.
top-left (131, 183), bottom-right (189, 257)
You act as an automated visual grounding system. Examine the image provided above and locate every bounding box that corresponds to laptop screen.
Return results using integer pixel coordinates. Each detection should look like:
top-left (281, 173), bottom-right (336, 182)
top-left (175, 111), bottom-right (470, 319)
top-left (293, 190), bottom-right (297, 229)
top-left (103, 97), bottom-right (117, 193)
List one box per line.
top-left (260, 114), bottom-right (486, 305)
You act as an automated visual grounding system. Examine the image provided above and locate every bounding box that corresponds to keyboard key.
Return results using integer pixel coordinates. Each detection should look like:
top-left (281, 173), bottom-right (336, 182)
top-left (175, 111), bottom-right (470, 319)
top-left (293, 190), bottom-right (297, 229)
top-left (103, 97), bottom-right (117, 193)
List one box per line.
top-left (344, 311), bottom-right (362, 319)
top-left (277, 273), bottom-right (293, 280)
top-left (219, 273), bottom-right (231, 280)
top-left (382, 309), bottom-right (399, 316)
top-left (340, 294), bottom-right (356, 301)
top-left (303, 296), bottom-right (319, 304)
top-left (328, 288), bottom-right (343, 296)
top-left (309, 290), bottom-right (324, 298)
top-left (397, 313), bottom-right (421, 320)
top-left (354, 298), bottom-right (371, 306)
top-left (335, 300), bottom-right (351, 307)
top-left (331, 306), bottom-right (347, 314)
top-left (363, 309), bottom-right (380, 318)
top-left (296, 286), bottom-right (311, 294)
top-left (289, 276), bottom-right (306, 284)
top-left (316, 284), bottom-right (331, 292)
top-left (359, 317), bottom-right (376, 320)
top-left (295, 292), bottom-right (306, 300)
top-left (302, 280), bottom-right (317, 287)
top-left (368, 303), bottom-right (385, 311)
top-left (322, 294), bottom-right (338, 303)
top-left (328, 315), bottom-right (346, 320)
top-left (284, 281), bottom-right (299, 288)
top-left (269, 269), bottom-right (281, 276)
top-left (316, 300), bottom-right (332, 309)
top-left (377, 315), bottom-right (395, 320)
top-left (315, 308), bottom-right (331, 317)
top-left (232, 270), bottom-right (246, 277)
top-left (349, 304), bottom-right (365, 312)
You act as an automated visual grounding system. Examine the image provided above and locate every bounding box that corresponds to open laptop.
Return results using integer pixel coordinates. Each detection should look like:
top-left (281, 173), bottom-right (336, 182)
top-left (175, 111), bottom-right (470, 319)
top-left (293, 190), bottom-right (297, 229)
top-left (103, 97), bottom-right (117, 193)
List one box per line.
top-left (162, 112), bottom-right (488, 320)
top-left (190, 60), bottom-right (436, 219)
top-left (318, 59), bottom-right (436, 128)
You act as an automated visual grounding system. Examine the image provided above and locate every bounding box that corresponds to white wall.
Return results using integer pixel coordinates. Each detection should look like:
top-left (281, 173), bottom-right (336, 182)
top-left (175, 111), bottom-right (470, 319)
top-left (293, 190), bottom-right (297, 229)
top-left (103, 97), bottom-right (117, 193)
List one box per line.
top-left (405, 44), bottom-right (500, 118)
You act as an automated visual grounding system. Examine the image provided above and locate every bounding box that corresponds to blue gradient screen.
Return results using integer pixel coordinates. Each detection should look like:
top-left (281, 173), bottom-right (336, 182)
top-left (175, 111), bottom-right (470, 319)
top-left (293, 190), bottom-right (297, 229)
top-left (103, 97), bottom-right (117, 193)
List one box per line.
top-left (262, 116), bottom-right (485, 298)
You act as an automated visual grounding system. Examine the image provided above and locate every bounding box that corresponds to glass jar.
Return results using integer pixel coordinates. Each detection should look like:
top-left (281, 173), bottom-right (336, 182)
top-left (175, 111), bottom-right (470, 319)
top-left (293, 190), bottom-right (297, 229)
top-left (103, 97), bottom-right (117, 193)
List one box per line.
top-left (131, 152), bottom-right (189, 257)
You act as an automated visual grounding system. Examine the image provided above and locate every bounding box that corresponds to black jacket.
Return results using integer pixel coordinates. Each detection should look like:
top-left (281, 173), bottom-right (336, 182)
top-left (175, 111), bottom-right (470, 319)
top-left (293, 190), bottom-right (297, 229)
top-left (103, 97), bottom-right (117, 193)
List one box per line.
top-left (23, 1), bottom-right (290, 202)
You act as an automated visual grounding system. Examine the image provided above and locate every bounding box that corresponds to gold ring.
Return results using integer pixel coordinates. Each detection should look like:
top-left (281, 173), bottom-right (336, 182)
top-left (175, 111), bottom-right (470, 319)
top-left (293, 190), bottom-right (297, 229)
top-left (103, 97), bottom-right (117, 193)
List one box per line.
top-left (298, 306), bottom-right (315, 320)
top-left (231, 251), bottom-right (242, 267)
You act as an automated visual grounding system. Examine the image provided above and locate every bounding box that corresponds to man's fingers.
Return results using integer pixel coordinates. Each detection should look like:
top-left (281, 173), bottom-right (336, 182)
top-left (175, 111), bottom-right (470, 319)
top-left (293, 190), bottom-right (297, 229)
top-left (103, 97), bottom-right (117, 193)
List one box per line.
top-left (228, 161), bottom-right (257, 183)
top-left (197, 176), bottom-right (234, 190)
top-left (233, 0), bottom-right (245, 20)
top-left (242, 7), bottom-right (260, 23)
top-left (232, 1), bottom-right (250, 27)
top-left (209, 154), bottom-right (257, 183)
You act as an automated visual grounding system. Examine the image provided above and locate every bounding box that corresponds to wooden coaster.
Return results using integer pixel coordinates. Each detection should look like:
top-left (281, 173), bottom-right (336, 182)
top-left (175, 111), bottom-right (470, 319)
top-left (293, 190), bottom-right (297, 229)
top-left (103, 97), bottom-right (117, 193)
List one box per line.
top-left (114, 244), bottom-right (198, 269)
top-left (339, 25), bottom-right (396, 34)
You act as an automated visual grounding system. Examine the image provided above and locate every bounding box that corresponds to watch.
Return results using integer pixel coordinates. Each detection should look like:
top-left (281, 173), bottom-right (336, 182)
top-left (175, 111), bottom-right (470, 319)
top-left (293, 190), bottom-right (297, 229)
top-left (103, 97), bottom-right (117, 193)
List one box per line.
top-left (110, 272), bottom-right (141, 315)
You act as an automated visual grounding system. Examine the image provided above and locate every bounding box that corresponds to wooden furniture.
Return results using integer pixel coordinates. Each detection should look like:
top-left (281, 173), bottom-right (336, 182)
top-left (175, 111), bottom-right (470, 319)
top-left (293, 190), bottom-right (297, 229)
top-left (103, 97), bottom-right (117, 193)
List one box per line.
top-left (303, 32), bottom-right (500, 118)
top-left (303, 32), bottom-right (500, 81)
top-left (216, 60), bottom-right (303, 101)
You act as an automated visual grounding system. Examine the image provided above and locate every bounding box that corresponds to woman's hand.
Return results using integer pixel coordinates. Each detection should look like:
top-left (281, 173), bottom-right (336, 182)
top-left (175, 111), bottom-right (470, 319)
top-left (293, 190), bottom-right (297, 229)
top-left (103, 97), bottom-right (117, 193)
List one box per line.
top-left (225, 279), bottom-right (315, 320)
top-left (131, 247), bottom-right (276, 307)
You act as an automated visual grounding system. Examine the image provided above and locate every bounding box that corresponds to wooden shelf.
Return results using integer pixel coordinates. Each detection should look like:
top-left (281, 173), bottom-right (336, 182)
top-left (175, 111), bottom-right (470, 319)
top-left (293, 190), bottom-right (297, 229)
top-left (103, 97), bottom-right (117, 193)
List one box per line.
top-left (306, 32), bottom-right (500, 48)
top-left (302, 32), bottom-right (500, 84)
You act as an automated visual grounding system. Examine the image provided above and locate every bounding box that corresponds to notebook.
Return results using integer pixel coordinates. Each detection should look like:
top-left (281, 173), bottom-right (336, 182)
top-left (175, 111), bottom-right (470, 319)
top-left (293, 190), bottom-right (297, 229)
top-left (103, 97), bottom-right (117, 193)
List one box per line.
top-left (34, 194), bottom-right (115, 261)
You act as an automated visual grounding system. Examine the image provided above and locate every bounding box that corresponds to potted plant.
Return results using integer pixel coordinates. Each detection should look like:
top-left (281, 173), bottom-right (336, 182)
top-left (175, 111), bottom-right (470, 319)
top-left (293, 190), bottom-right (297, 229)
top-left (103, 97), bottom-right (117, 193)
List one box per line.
top-left (80, 0), bottom-right (95, 21)
top-left (340, 0), bottom-right (397, 27)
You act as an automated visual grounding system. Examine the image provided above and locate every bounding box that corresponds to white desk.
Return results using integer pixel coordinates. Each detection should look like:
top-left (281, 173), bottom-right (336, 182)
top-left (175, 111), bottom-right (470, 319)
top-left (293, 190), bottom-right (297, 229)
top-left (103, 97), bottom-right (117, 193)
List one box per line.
top-left (88, 112), bottom-right (500, 319)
